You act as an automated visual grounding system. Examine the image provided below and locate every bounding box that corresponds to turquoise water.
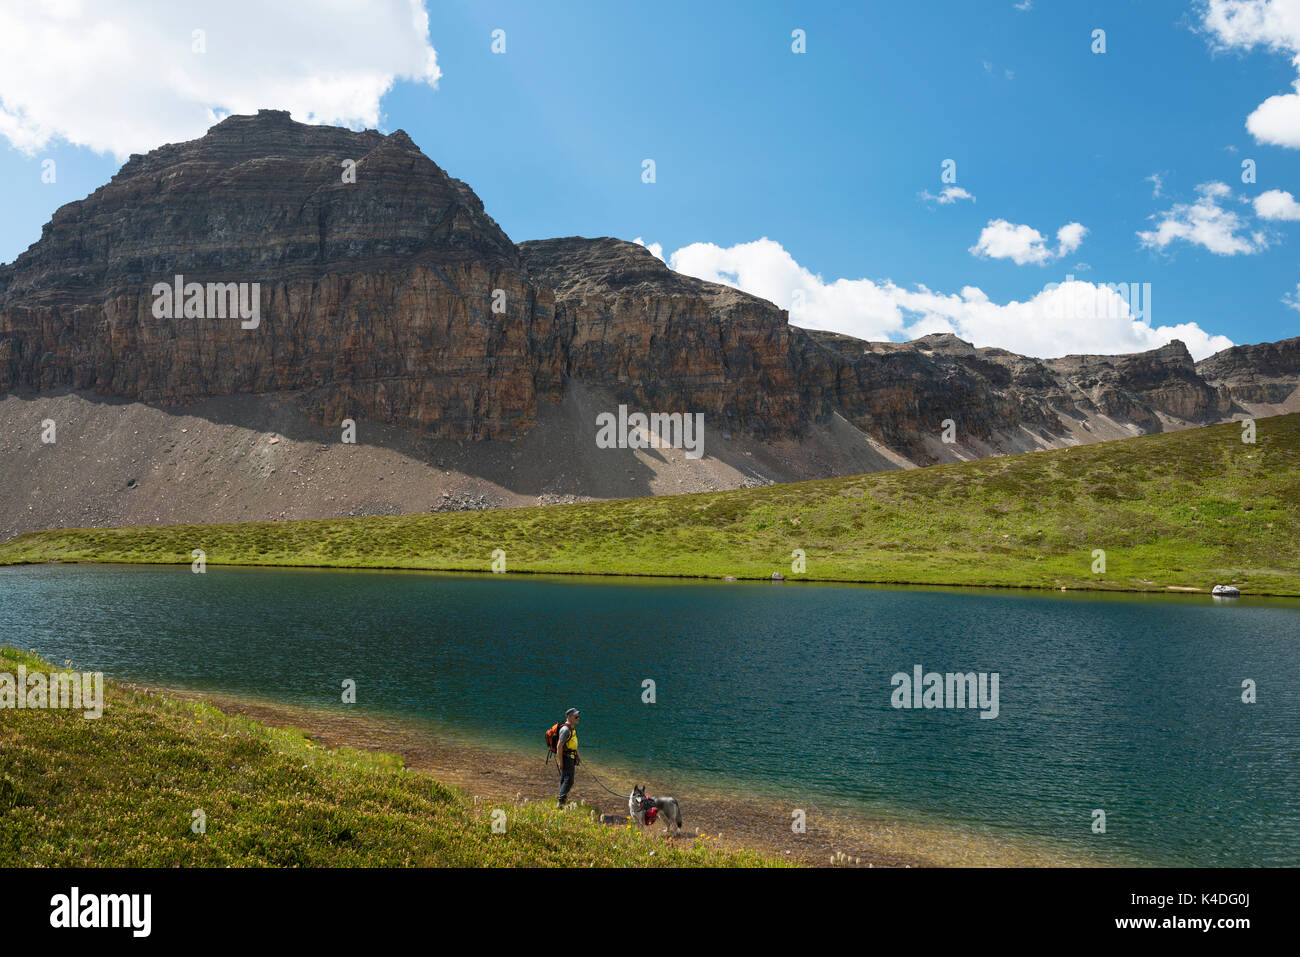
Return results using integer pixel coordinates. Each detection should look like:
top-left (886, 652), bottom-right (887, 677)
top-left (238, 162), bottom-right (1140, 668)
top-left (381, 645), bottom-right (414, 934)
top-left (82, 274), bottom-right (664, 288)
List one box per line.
top-left (2, 563), bottom-right (1297, 865)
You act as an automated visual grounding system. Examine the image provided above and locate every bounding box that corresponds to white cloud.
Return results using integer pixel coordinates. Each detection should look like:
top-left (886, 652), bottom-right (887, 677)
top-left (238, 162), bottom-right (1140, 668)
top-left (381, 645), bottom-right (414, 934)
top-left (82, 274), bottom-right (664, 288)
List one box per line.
top-left (1056, 221), bottom-right (1087, 256)
top-left (1284, 283), bottom-right (1300, 310)
top-left (1138, 181), bottom-right (1268, 255)
top-left (1254, 187), bottom-right (1300, 219)
top-left (1145, 172), bottom-right (1165, 197)
top-left (969, 219), bottom-right (1087, 265)
top-left (1246, 80), bottom-right (1300, 147)
top-left (631, 237), bottom-right (665, 262)
top-left (1201, 0), bottom-right (1300, 148)
top-left (1014, 1), bottom-right (1034, 10)
top-left (1201, 0), bottom-right (1300, 48)
top-left (919, 186), bottom-right (976, 205)
top-left (665, 237), bottom-right (1233, 360)
top-left (0, 0), bottom-right (440, 159)
top-left (979, 59), bottom-right (1015, 79)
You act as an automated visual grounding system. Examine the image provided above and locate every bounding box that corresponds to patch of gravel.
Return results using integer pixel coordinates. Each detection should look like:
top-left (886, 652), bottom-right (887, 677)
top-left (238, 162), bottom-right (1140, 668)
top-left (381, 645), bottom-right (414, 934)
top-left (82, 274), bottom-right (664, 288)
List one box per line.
top-left (0, 384), bottom-right (907, 542)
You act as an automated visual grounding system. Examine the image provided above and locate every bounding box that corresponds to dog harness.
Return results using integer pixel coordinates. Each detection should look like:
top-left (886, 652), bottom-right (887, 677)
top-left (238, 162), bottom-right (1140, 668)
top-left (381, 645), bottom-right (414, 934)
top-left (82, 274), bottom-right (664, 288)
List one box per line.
top-left (635, 793), bottom-right (658, 824)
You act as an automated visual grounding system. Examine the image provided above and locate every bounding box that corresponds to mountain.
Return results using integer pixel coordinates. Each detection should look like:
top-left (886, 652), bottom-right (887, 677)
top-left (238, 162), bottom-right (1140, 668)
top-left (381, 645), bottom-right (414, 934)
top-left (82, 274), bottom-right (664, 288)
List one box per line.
top-left (1, 111), bottom-right (1297, 539)
top-left (0, 109), bottom-right (565, 440)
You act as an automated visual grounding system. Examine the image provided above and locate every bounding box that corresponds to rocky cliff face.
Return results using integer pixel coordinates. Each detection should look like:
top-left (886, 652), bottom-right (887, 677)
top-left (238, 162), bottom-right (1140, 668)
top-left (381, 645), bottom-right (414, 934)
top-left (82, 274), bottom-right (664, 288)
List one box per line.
top-left (0, 110), bottom-right (563, 440)
top-left (783, 332), bottom-right (1236, 461)
top-left (517, 233), bottom-right (1280, 461)
top-left (519, 237), bottom-right (822, 436)
top-left (1, 111), bottom-right (1295, 479)
top-left (1196, 337), bottom-right (1300, 405)
top-left (1044, 342), bottom-right (1231, 429)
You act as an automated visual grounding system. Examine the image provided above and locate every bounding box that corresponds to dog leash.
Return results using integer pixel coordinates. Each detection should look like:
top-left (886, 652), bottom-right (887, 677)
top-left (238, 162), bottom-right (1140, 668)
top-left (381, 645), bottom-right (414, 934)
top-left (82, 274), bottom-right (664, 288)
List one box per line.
top-left (547, 746), bottom-right (639, 801)
top-left (563, 760), bottom-right (626, 799)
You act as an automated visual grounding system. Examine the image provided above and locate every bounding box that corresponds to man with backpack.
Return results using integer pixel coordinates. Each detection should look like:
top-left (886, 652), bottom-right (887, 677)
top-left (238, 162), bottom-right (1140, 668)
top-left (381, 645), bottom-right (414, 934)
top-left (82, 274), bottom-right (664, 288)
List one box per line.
top-left (552, 708), bottom-right (581, 807)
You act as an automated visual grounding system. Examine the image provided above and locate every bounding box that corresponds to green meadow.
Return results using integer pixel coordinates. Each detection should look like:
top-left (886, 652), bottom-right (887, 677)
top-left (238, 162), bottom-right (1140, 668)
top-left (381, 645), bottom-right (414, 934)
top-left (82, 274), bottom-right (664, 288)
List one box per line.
top-left (1, 414), bottom-right (1297, 595)
top-left (0, 646), bottom-right (777, 867)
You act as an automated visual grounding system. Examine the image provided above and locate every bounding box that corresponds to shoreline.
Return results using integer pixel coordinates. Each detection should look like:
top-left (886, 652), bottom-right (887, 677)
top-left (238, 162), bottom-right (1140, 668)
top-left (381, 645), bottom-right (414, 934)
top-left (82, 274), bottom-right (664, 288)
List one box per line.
top-left (5, 556), bottom-right (1297, 601)
top-left (123, 681), bottom-right (1107, 868)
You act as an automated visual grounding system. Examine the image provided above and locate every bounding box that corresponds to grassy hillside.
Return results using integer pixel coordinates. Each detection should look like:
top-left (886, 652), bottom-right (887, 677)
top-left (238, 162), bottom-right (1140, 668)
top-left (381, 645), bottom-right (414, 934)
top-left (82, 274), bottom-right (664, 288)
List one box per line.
top-left (0, 647), bottom-right (777, 867)
top-left (1, 414), bottom-right (1297, 594)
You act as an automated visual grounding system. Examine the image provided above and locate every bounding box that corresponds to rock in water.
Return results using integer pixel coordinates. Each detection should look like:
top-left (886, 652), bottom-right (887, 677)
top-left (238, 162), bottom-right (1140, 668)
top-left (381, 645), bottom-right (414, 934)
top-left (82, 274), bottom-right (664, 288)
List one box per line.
top-left (1211, 584), bottom-right (1241, 597)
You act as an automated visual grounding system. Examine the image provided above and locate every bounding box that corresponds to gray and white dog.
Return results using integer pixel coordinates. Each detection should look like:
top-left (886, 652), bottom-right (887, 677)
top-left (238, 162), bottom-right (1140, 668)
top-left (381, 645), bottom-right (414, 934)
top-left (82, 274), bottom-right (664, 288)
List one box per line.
top-left (629, 784), bottom-right (683, 836)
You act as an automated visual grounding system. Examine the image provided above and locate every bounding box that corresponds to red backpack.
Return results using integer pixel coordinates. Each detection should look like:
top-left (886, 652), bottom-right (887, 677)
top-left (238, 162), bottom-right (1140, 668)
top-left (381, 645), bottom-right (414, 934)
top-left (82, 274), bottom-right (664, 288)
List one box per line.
top-left (544, 720), bottom-right (566, 754)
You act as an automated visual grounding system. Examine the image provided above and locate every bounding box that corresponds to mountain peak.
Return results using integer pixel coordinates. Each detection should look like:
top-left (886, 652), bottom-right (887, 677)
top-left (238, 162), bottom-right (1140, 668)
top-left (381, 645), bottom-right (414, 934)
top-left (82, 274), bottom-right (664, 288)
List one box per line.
top-left (215, 108), bottom-right (296, 127)
top-left (912, 332), bottom-right (977, 356)
top-left (2, 112), bottom-right (517, 304)
top-left (518, 236), bottom-right (779, 316)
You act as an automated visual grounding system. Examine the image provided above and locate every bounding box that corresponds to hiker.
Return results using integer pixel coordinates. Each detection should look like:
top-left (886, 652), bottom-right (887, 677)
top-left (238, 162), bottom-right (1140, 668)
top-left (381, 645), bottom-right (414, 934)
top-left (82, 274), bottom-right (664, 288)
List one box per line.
top-left (556, 707), bottom-right (581, 807)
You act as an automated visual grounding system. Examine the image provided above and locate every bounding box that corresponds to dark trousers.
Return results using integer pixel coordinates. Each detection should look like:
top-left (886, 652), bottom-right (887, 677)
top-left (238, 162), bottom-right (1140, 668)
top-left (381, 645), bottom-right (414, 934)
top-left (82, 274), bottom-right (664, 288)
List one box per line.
top-left (557, 757), bottom-right (575, 806)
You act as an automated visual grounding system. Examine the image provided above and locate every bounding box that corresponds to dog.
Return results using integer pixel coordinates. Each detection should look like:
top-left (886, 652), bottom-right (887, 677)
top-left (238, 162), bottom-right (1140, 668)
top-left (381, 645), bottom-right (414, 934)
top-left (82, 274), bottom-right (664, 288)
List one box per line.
top-left (629, 784), bottom-right (683, 836)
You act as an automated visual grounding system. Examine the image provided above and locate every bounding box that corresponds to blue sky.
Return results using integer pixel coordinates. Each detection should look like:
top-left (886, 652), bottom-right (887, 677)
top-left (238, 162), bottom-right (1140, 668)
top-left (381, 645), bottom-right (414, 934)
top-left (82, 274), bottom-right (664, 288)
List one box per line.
top-left (1, 0), bottom-right (1297, 358)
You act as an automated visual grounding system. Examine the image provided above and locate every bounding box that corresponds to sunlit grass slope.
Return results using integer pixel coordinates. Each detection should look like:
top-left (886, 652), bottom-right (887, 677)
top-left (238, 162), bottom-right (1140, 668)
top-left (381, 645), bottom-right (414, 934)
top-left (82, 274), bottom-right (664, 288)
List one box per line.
top-left (1, 414), bottom-right (1296, 594)
top-left (0, 647), bottom-right (778, 867)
